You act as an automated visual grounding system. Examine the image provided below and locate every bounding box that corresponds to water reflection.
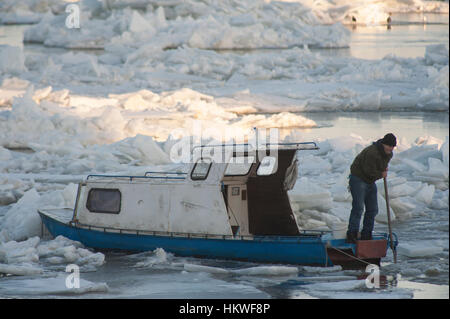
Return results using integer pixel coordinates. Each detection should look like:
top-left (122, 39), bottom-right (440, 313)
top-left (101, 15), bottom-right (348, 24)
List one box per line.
top-left (345, 12), bottom-right (449, 60)
top-left (276, 111), bottom-right (449, 144)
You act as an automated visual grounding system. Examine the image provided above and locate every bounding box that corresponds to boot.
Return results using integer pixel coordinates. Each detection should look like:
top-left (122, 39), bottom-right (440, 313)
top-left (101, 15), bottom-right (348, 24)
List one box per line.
top-left (345, 231), bottom-right (358, 244)
top-left (360, 231), bottom-right (372, 240)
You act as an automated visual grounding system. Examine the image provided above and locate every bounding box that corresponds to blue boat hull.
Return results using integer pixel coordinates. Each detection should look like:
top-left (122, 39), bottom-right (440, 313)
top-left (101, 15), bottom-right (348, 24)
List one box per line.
top-left (40, 212), bottom-right (335, 266)
top-left (39, 211), bottom-right (396, 267)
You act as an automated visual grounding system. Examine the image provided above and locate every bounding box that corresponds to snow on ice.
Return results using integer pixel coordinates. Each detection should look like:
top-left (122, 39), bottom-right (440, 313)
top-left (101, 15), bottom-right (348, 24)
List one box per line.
top-left (0, 1), bottom-right (448, 112)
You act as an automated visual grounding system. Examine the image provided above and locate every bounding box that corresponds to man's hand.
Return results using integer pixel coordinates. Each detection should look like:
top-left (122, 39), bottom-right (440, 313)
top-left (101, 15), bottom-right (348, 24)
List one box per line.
top-left (382, 170), bottom-right (388, 178)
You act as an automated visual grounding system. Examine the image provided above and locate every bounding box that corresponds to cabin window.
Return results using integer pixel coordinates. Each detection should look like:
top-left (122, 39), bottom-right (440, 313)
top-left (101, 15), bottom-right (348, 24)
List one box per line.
top-left (86, 188), bottom-right (121, 214)
top-left (191, 158), bottom-right (212, 180)
top-left (257, 156), bottom-right (277, 176)
top-left (225, 156), bottom-right (254, 176)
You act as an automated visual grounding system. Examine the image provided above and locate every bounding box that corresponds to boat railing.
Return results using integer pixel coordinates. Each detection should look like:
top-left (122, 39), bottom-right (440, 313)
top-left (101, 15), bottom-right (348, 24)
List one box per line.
top-left (74, 221), bottom-right (330, 242)
top-left (265, 142), bottom-right (319, 150)
top-left (192, 142), bottom-right (319, 152)
top-left (144, 171), bottom-right (187, 178)
top-left (86, 173), bottom-right (186, 181)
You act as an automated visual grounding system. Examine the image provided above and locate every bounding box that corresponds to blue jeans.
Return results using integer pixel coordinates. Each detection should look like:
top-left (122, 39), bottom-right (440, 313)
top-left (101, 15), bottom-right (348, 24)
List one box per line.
top-left (347, 175), bottom-right (378, 235)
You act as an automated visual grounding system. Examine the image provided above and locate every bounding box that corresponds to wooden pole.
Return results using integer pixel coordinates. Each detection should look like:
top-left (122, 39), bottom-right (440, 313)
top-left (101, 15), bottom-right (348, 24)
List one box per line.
top-left (383, 177), bottom-right (397, 263)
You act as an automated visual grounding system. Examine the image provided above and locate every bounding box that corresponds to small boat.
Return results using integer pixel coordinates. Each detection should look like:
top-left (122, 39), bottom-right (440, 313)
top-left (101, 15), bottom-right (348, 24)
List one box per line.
top-left (38, 142), bottom-right (397, 268)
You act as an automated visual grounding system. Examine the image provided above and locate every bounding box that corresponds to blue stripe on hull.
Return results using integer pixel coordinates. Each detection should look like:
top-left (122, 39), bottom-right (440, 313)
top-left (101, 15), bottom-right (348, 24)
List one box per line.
top-left (41, 213), bottom-right (332, 266)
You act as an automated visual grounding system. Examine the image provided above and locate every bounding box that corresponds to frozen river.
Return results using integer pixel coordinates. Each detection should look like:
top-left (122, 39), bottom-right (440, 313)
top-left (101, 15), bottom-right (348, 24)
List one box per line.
top-left (0, 2), bottom-right (448, 300)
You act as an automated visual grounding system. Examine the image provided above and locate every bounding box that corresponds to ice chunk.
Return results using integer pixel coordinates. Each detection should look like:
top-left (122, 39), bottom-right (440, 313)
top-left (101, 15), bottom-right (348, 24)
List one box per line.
top-left (0, 263), bottom-right (43, 276)
top-left (0, 189), bottom-right (41, 242)
top-left (0, 236), bottom-right (40, 264)
top-left (0, 146), bottom-right (12, 161)
top-left (289, 177), bottom-right (333, 211)
top-left (0, 273), bottom-right (108, 295)
top-left (61, 183), bottom-right (78, 209)
top-left (298, 218), bottom-right (329, 231)
top-left (0, 191), bottom-right (16, 206)
top-left (328, 135), bottom-right (368, 153)
top-left (0, 176), bottom-right (32, 205)
top-left (134, 248), bottom-right (170, 268)
top-left (78, 252), bottom-right (105, 267)
top-left (425, 44), bottom-right (449, 65)
top-left (298, 155), bottom-right (332, 175)
top-left (103, 134), bottom-right (171, 165)
top-left (46, 256), bottom-right (66, 264)
top-left (375, 193), bottom-right (397, 223)
top-left (321, 214), bottom-right (347, 239)
top-left (304, 280), bottom-right (366, 291)
top-left (389, 197), bottom-right (415, 221)
top-left (301, 265), bottom-right (342, 273)
top-left (328, 202), bottom-right (351, 222)
top-left (236, 112), bottom-right (316, 129)
top-left (0, 45), bottom-right (26, 74)
top-left (384, 182), bottom-right (421, 198)
top-left (430, 189), bottom-right (449, 210)
top-left (415, 184), bottom-right (435, 205)
top-left (183, 263), bottom-right (229, 274)
top-left (37, 236), bottom-right (105, 269)
top-left (314, 140), bottom-right (332, 156)
top-left (232, 266), bottom-right (298, 276)
top-left (129, 10), bottom-right (155, 35)
top-left (401, 158), bottom-right (427, 172)
top-left (330, 183), bottom-right (351, 202)
top-left (426, 158), bottom-right (448, 180)
top-left (321, 212), bottom-right (344, 228)
top-left (414, 136), bottom-right (444, 148)
top-left (397, 243), bottom-right (443, 258)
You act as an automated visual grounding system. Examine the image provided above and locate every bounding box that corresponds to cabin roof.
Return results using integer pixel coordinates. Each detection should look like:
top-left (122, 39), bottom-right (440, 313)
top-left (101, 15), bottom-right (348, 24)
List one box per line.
top-left (83, 142), bottom-right (319, 185)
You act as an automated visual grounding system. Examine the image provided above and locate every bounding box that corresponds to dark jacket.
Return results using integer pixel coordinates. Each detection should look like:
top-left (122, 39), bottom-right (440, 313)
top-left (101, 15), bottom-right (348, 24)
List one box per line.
top-left (350, 140), bottom-right (393, 184)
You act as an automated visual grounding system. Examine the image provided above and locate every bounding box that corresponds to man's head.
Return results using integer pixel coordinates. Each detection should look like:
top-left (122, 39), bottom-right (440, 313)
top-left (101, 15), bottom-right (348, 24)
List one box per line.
top-left (380, 133), bottom-right (396, 154)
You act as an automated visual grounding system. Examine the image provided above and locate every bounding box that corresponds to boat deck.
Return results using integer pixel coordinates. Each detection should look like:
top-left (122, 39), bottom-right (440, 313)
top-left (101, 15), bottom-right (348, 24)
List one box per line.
top-left (38, 208), bottom-right (330, 241)
top-left (40, 208), bottom-right (74, 224)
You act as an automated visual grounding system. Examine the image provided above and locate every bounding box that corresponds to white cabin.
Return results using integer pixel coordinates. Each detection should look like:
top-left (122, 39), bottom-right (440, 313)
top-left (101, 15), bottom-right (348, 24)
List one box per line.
top-left (72, 143), bottom-right (318, 237)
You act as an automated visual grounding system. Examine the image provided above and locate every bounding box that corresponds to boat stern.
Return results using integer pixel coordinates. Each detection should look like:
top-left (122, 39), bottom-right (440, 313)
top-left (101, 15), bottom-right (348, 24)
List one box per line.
top-left (324, 233), bottom-right (397, 269)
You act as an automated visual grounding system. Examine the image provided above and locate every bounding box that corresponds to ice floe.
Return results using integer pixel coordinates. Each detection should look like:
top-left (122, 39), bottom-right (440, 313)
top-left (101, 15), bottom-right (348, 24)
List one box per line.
top-left (133, 247), bottom-right (172, 268)
top-left (397, 242), bottom-right (444, 258)
top-left (183, 263), bottom-right (229, 275)
top-left (0, 273), bottom-right (109, 296)
top-left (0, 233), bottom-right (105, 276)
top-left (0, 0), bottom-right (447, 115)
top-left (231, 265), bottom-right (299, 276)
top-left (21, 0), bottom-right (350, 50)
top-left (2, 0), bottom-right (447, 27)
top-left (0, 45), bottom-right (26, 74)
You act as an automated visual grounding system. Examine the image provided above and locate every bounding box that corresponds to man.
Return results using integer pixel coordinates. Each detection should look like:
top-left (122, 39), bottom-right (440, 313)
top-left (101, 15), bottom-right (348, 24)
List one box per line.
top-left (346, 133), bottom-right (397, 243)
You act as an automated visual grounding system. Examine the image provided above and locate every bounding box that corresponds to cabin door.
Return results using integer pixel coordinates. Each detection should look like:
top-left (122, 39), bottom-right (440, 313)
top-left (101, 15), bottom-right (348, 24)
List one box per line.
top-left (227, 184), bottom-right (249, 236)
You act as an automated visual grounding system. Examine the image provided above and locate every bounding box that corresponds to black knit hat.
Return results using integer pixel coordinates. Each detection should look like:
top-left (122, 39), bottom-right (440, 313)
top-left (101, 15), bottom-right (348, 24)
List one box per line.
top-left (381, 133), bottom-right (397, 147)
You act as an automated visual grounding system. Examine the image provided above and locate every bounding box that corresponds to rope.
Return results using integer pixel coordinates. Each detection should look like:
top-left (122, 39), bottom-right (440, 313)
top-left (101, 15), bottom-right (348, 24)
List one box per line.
top-left (328, 246), bottom-right (373, 266)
